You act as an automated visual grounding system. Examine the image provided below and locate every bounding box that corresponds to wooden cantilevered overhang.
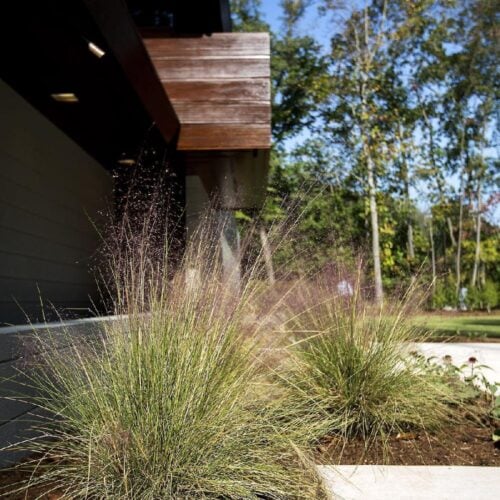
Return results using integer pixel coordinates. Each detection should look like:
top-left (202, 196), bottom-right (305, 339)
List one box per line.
top-left (143, 33), bottom-right (271, 151)
top-left (2, 0), bottom-right (271, 211)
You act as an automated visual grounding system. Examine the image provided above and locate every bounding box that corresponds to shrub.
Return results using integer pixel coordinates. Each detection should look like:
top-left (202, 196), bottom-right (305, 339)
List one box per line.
top-left (6, 217), bottom-right (323, 499)
top-left (431, 276), bottom-right (457, 310)
top-left (467, 281), bottom-right (499, 312)
top-left (279, 271), bottom-right (456, 448)
top-left (481, 280), bottom-right (498, 312)
top-left (467, 285), bottom-right (482, 310)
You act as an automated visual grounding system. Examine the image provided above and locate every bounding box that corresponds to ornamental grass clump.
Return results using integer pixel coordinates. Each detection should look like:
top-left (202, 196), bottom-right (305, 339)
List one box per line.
top-left (280, 268), bottom-right (456, 448)
top-left (6, 215), bottom-right (322, 499)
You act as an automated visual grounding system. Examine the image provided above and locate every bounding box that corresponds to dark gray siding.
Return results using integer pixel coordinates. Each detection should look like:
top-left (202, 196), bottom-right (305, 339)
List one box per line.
top-left (0, 80), bottom-right (113, 325)
top-left (0, 319), bottom-right (109, 467)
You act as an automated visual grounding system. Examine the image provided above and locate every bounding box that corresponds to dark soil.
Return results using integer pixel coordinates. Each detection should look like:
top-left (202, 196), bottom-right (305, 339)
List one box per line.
top-left (316, 421), bottom-right (500, 466)
top-left (0, 464), bottom-right (62, 499)
top-left (2, 409), bottom-right (499, 498)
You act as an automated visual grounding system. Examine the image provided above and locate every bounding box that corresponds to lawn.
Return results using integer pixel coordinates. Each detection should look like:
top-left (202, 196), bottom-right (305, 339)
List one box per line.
top-left (414, 313), bottom-right (500, 339)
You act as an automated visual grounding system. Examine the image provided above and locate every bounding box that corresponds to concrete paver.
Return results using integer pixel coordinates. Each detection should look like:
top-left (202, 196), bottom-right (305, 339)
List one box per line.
top-left (318, 465), bottom-right (500, 500)
top-left (318, 343), bottom-right (500, 499)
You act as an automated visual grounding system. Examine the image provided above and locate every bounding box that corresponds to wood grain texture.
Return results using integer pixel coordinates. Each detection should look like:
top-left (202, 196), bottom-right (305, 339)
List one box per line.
top-left (178, 124), bottom-right (271, 151)
top-left (143, 33), bottom-right (270, 58)
top-left (174, 102), bottom-right (269, 124)
top-left (164, 79), bottom-right (270, 102)
top-left (144, 33), bottom-right (271, 151)
top-left (152, 58), bottom-right (270, 80)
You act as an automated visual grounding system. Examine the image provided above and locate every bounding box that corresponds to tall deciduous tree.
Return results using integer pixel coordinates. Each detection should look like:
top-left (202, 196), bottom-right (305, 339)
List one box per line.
top-left (323, 0), bottom-right (399, 303)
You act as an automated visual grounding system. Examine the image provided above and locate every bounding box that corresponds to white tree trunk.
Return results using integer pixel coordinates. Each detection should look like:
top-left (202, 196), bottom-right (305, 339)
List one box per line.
top-left (455, 183), bottom-right (464, 298)
top-left (471, 180), bottom-right (482, 287)
top-left (407, 220), bottom-right (415, 260)
top-left (259, 225), bottom-right (275, 285)
top-left (366, 152), bottom-right (383, 304)
top-left (429, 218), bottom-right (436, 295)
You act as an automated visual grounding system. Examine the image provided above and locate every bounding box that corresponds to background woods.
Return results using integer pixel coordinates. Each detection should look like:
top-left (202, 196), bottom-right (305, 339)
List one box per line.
top-left (232, 0), bottom-right (499, 309)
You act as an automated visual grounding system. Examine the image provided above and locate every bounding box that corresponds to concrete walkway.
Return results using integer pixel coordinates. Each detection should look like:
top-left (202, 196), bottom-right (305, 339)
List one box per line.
top-left (318, 343), bottom-right (500, 499)
top-left (415, 342), bottom-right (500, 392)
top-left (318, 465), bottom-right (500, 500)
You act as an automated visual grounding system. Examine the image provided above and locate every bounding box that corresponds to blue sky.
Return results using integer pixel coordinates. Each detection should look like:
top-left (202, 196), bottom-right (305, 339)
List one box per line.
top-left (258, 0), bottom-right (499, 223)
top-left (260, 0), bottom-right (282, 30)
top-left (260, 0), bottom-right (333, 45)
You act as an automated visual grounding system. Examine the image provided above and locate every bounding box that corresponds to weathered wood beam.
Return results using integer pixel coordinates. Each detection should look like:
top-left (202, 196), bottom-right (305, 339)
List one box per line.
top-left (143, 33), bottom-right (271, 151)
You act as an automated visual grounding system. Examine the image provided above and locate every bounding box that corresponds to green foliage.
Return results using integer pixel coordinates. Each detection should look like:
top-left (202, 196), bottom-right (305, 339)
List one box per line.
top-left (481, 281), bottom-right (499, 310)
top-left (467, 285), bottom-right (482, 310)
top-left (468, 280), bottom-right (499, 311)
top-left (255, 0), bottom-right (499, 294)
top-left (432, 284), bottom-right (454, 310)
top-left (230, 0), bottom-right (269, 31)
top-left (279, 277), bottom-right (456, 447)
top-left (272, 36), bottom-right (330, 142)
top-left (258, 141), bottom-right (365, 275)
top-left (430, 274), bottom-right (459, 309)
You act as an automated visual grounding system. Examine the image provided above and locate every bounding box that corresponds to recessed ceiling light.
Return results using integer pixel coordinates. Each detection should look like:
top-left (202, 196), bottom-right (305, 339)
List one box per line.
top-left (51, 93), bottom-right (79, 103)
top-left (117, 158), bottom-right (136, 166)
top-left (88, 42), bottom-right (106, 58)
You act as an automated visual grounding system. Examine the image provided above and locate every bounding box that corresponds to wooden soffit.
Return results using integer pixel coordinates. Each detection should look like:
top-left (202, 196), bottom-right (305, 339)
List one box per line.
top-left (2, 0), bottom-right (179, 169)
top-left (143, 33), bottom-right (271, 151)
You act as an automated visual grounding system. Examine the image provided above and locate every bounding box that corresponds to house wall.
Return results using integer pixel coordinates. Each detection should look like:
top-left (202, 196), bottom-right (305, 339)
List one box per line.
top-left (0, 318), bottom-right (109, 467)
top-left (0, 80), bottom-right (113, 326)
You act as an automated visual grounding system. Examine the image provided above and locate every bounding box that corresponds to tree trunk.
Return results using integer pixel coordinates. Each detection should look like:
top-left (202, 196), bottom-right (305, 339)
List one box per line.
top-left (397, 122), bottom-right (414, 260)
top-left (357, 10), bottom-right (384, 305)
top-left (420, 101), bottom-right (456, 248)
top-left (455, 137), bottom-right (470, 299)
top-left (366, 151), bottom-right (383, 304)
top-left (471, 179), bottom-right (482, 287)
top-left (455, 178), bottom-right (464, 298)
top-left (259, 225), bottom-right (275, 285)
top-left (407, 213), bottom-right (415, 260)
top-left (446, 216), bottom-right (457, 247)
top-left (436, 170), bottom-right (456, 248)
top-left (429, 217), bottom-right (436, 295)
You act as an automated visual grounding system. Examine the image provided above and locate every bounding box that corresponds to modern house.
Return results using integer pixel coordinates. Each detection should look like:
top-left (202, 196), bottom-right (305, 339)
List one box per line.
top-left (0, 0), bottom-right (270, 464)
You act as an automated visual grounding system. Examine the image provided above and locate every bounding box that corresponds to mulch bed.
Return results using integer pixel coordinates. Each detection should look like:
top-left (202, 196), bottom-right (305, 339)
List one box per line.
top-left (0, 469), bottom-right (60, 500)
top-left (316, 421), bottom-right (500, 466)
top-left (0, 454), bottom-right (64, 500)
top-left (1, 410), bottom-right (499, 499)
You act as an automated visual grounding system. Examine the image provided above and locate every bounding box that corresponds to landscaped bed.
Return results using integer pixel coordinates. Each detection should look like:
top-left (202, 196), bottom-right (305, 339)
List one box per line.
top-left (0, 467), bottom-right (57, 500)
top-left (1, 421), bottom-right (498, 499)
top-left (316, 406), bottom-right (500, 466)
top-left (1, 222), bottom-right (499, 498)
top-left (1, 419), bottom-right (498, 499)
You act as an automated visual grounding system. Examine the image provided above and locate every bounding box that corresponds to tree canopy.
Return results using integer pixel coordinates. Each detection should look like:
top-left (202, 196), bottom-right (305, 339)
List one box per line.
top-left (231, 0), bottom-right (499, 309)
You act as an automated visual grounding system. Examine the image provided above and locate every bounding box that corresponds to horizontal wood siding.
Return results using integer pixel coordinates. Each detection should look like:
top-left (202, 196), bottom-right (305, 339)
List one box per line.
top-left (173, 102), bottom-right (269, 124)
top-left (151, 58), bottom-right (270, 80)
top-left (143, 33), bottom-right (271, 151)
top-left (179, 125), bottom-right (271, 150)
top-left (164, 79), bottom-right (270, 102)
top-left (144, 33), bottom-right (270, 58)
top-left (0, 81), bottom-right (113, 326)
